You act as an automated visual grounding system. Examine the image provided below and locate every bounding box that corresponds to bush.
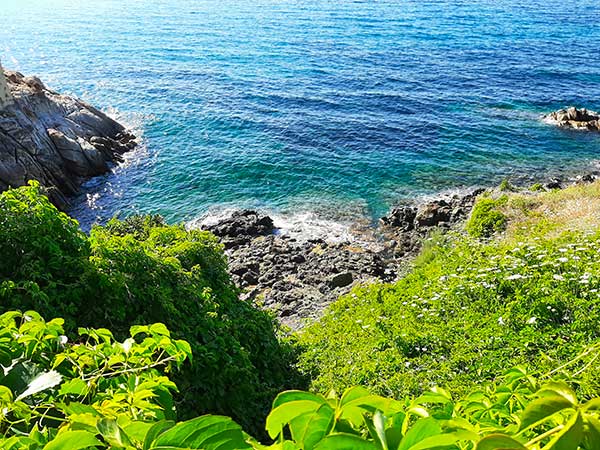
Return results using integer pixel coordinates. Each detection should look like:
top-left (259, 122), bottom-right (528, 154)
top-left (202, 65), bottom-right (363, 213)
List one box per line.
top-left (466, 195), bottom-right (507, 237)
top-left (297, 230), bottom-right (600, 401)
top-left (0, 183), bottom-right (303, 435)
top-left (3, 309), bottom-right (599, 449)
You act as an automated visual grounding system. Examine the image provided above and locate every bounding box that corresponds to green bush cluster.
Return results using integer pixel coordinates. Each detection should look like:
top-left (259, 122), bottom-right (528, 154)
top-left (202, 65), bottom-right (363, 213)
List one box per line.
top-left (2, 309), bottom-right (599, 449)
top-left (297, 230), bottom-right (600, 401)
top-left (0, 182), bottom-right (303, 435)
top-left (466, 196), bottom-right (508, 237)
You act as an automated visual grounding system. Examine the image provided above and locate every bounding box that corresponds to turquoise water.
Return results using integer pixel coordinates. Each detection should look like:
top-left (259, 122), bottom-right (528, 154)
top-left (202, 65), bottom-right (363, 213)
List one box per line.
top-left (2, 0), bottom-right (600, 228)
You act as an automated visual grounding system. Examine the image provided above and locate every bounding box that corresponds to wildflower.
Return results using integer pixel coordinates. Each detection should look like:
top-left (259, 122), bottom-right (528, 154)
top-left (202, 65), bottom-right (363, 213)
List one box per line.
top-left (558, 257), bottom-right (568, 263)
top-left (553, 274), bottom-right (565, 281)
top-left (498, 316), bottom-right (505, 325)
top-left (527, 317), bottom-right (537, 324)
top-left (506, 274), bottom-right (524, 280)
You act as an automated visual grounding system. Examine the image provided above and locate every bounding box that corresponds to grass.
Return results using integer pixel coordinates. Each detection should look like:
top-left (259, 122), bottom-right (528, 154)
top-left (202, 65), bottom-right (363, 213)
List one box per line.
top-left (297, 180), bottom-right (600, 401)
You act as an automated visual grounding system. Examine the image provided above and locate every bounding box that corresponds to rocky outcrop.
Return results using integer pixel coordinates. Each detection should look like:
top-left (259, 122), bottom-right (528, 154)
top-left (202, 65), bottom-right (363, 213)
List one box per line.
top-left (200, 192), bottom-right (483, 329)
top-left (380, 188), bottom-right (484, 233)
top-left (543, 107), bottom-right (600, 131)
top-left (0, 70), bottom-right (136, 208)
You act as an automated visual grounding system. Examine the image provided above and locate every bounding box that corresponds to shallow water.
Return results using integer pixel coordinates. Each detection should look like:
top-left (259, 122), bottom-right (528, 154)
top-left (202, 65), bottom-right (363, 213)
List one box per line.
top-left (2, 0), bottom-right (600, 229)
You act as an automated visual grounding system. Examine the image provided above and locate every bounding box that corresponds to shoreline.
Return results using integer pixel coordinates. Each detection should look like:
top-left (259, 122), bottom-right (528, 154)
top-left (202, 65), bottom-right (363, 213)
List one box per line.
top-left (196, 167), bottom-right (600, 329)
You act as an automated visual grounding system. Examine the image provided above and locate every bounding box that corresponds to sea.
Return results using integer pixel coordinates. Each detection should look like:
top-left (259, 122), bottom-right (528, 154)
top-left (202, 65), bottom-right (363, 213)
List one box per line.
top-left (2, 0), bottom-right (600, 235)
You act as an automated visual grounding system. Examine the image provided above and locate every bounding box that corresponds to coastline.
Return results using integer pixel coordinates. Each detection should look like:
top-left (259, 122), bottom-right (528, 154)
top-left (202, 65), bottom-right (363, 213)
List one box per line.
top-left (194, 166), bottom-right (600, 329)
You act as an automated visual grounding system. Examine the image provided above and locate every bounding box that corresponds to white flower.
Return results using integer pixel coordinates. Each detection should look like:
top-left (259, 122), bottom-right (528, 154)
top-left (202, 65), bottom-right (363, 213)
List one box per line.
top-left (498, 317), bottom-right (505, 325)
top-left (506, 274), bottom-right (524, 280)
top-left (553, 274), bottom-right (565, 281)
top-left (558, 257), bottom-right (568, 263)
top-left (527, 317), bottom-right (537, 324)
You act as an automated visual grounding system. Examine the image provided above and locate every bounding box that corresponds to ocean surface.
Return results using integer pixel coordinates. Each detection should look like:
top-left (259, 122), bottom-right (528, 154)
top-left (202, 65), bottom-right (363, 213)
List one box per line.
top-left (2, 0), bottom-right (600, 232)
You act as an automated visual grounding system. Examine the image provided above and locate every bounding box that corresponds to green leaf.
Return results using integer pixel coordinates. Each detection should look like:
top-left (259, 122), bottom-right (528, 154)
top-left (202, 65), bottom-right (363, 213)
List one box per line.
top-left (148, 415), bottom-right (251, 450)
top-left (537, 382), bottom-right (577, 405)
top-left (544, 411), bottom-right (583, 450)
top-left (98, 418), bottom-right (133, 448)
top-left (143, 420), bottom-right (175, 450)
top-left (584, 416), bottom-right (600, 450)
top-left (314, 433), bottom-right (379, 449)
top-left (408, 431), bottom-right (473, 450)
top-left (397, 418), bottom-right (442, 450)
top-left (58, 378), bottom-right (88, 397)
top-left (272, 390), bottom-right (327, 409)
top-left (267, 400), bottom-right (326, 439)
top-left (476, 434), bottom-right (526, 450)
top-left (518, 395), bottom-right (573, 431)
top-left (372, 411), bottom-right (388, 450)
top-left (42, 431), bottom-right (103, 450)
top-left (289, 404), bottom-right (335, 450)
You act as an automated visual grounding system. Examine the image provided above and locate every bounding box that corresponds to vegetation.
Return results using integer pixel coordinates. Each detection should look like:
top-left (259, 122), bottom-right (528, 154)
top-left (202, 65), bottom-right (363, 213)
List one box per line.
top-left (465, 196), bottom-right (507, 237)
top-left (2, 310), bottom-right (600, 449)
top-left (0, 182), bottom-right (302, 435)
top-left (2, 180), bottom-right (600, 449)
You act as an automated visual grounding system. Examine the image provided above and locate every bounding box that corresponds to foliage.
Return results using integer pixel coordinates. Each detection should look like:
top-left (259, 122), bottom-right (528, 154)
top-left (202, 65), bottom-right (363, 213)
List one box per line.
top-left (466, 196), bottom-right (508, 238)
top-left (297, 229), bottom-right (600, 401)
top-left (2, 310), bottom-right (599, 449)
top-left (0, 183), bottom-right (303, 435)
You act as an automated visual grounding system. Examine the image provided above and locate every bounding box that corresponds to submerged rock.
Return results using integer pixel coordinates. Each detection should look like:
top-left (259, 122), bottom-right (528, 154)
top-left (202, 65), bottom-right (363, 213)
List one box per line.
top-left (0, 67), bottom-right (136, 208)
top-left (543, 107), bottom-right (600, 131)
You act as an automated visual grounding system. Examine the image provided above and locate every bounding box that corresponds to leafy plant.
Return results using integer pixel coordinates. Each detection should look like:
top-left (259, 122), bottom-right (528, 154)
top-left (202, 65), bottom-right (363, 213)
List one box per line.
top-left (466, 196), bottom-right (507, 238)
top-left (0, 183), bottom-right (303, 436)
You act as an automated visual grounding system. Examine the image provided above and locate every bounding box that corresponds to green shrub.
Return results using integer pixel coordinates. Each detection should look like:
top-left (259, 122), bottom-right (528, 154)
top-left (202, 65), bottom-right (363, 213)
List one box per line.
top-left (297, 231), bottom-right (600, 402)
top-left (0, 183), bottom-right (303, 435)
top-left (466, 196), bottom-right (507, 237)
top-left (3, 309), bottom-right (599, 449)
top-left (530, 182), bottom-right (544, 191)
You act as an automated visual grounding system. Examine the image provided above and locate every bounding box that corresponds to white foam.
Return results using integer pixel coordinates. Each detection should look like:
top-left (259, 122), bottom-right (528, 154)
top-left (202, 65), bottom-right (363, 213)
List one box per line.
top-left (187, 207), bottom-right (369, 244)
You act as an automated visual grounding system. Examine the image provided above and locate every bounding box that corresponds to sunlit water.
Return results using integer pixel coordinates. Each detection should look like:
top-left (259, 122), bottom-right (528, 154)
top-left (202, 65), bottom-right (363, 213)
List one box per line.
top-left (2, 0), bottom-right (600, 231)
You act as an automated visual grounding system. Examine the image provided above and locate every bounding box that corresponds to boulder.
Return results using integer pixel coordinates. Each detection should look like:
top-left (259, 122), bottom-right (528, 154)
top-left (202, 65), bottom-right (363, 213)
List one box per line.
top-left (544, 107), bottom-right (600, 131)
top-left (0, 69), bottom-right (137, 208)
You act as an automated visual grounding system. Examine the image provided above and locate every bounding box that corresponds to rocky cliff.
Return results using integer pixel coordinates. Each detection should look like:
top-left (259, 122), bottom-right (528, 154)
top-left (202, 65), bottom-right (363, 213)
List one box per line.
top-left (0, 70), bottom-right (136, 209)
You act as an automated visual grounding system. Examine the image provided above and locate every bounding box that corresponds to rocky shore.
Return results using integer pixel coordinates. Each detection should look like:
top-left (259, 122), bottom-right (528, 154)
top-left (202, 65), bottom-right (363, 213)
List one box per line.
top-left (201, 169), bottom-right (600, 329)
top-left (201, 189), bottom-right (483, 328)
top-left (0, 69), bottom-right (136, 209)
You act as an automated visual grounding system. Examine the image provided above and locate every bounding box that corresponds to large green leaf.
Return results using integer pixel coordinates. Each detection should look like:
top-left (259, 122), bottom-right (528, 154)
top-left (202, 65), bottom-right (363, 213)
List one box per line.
top-left (518, 395), bottom-right (573, 431)
top-left (536, 382), bottom-right (577, 405)
top-left (289, 404), bottom-right (336, 450)
top-left (148, 415), bottom-right (251, 450)
top-left (314, 433), bottom-right (379, 449)
top-left (267, 400), bottom-right (326, 439)
top-left (397, 418), bottom-right (442, 450)
top-left (98, 418), bottom-right (133, 448)
top-left (584, 416), bottom-right (600, 449)
top-left (475, 434), bottom-right (526, 450)
top-left (544, 411), bottom-right (583, 450)
top-left (42, 430), bottom-right (103, 450)
top-left (272, 391), bottom-right (327, 409)
top-left (143, 420), bottom-right (175, 450)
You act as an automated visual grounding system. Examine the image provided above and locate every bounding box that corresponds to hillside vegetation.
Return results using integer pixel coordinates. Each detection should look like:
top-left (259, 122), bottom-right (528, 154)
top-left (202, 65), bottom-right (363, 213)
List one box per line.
top-left (0, 182), bottom-right (303, 434)
top-left (1, 181), bottom-right (600, 449)
top-left (298, 181), bottom-right (600, 402)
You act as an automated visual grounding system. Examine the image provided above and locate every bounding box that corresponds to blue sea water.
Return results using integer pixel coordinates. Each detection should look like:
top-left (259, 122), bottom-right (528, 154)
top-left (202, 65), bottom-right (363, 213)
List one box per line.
top-left (2, 0), bottom-right (600, 230)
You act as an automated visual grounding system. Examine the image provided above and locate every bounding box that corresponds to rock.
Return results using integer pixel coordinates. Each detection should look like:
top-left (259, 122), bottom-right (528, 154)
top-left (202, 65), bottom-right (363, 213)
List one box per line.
top-left (380, 205), bottom-right (416, 231)
top-left (543, 107), bottom-right (600, 132)
top-left (204, 210), bottom-right (274, 247)
top-left (328, 272), bottom-right (353, 288)
top-left (0, 68), bottom-right (136, 209)
top-left (415, 200), bottom-right (452, 228)
top-left (545, 179), bottom-right (562, 190)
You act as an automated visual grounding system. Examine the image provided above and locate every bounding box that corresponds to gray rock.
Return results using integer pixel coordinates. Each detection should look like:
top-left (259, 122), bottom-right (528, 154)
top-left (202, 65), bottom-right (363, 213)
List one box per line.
top-left (0, 69), bottom-right (136, 208)
top-left (544, 107), bottom-right (600, 132)
top-left (328, 272), bottom-right (353, 288)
